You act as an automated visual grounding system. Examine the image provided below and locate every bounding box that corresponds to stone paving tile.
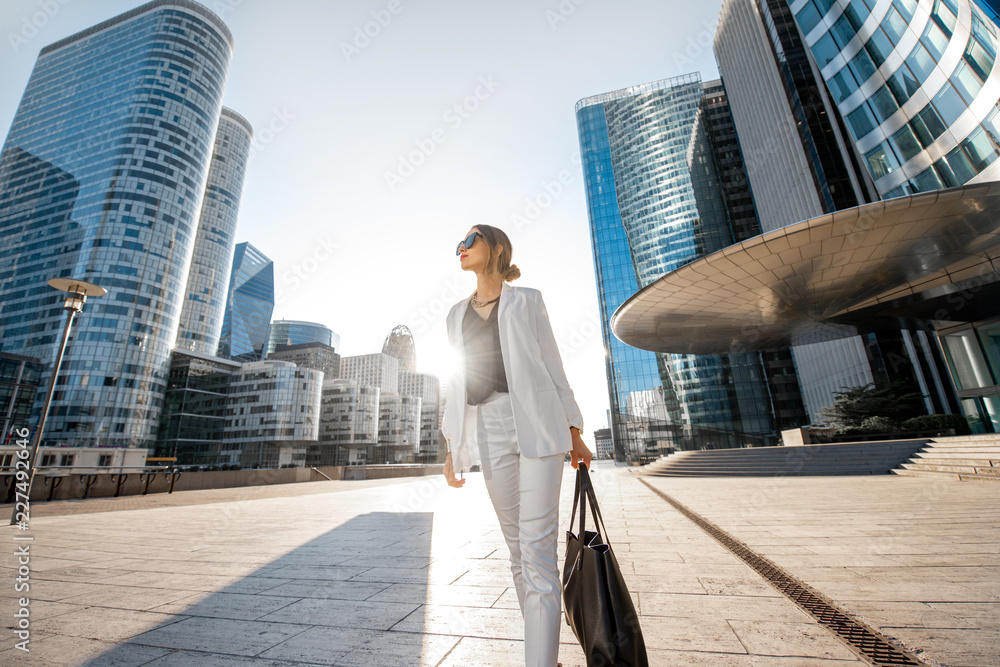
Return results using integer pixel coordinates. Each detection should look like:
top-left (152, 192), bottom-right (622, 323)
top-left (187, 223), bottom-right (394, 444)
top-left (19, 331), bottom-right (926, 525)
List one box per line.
top-left (258, 626), bottom-right (459, 665)
top-left (32, 606), bottom-right (189, 642)
top-left (257, 597), bottom-right (421, 631)
top-left (727, 620), bottom-right (861, 661)
top-left (129, 617), bottom-right (311, 656)
top-left (0, 634), bottom-right (173, 666)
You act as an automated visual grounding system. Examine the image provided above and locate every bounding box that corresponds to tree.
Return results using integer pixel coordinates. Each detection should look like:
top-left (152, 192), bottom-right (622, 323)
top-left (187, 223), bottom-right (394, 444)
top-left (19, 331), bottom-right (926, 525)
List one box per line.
top-left (818, 382), bottom-right (926, 432)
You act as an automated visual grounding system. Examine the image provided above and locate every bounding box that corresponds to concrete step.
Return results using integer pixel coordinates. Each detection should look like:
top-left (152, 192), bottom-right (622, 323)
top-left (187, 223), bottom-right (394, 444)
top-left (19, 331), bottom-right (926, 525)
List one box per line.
top-left (900, 463), bottom-right (1000, 475)
top-left (912, 456), bottom-right (1000, 466)
top-left (893, 469), bottom-right (962, 480)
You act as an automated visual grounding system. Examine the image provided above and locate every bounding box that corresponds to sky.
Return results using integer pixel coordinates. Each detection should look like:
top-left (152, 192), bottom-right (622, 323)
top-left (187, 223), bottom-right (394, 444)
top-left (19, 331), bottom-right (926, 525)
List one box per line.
top-left (0, 0), bottom-right (723, 435)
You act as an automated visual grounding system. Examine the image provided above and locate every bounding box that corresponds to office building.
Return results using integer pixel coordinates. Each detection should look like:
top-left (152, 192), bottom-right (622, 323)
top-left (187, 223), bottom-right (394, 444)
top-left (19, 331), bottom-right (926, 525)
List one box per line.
top-left (223, 359), bottom-right (322, 468)
top-left (0, 1), bottom-right (234, 449)
top-left (175, 108), bottom-right (254, 355)
top-left (265, 319), bottom-right (339, 356)
top-left (792, 0), bottom-right (1000, 194)
top-left (399, 368), bottom-right (441, 463)
top-left (267, 342), bottom-right (340, 378)
top-left (594, 427), bottom-right (613, 460)
top-left (318, 378), bottom-right (379, 466)
top-left (217, 242), bottom-right (274, 361)
top-left (155, 349), bottom-right (239, 465)
top-left (339, 353), bottom-right (399, 394)
top-left (376, 393), bottom-right (422, 463)
top-left (576, 74), bottom-right (809, 461)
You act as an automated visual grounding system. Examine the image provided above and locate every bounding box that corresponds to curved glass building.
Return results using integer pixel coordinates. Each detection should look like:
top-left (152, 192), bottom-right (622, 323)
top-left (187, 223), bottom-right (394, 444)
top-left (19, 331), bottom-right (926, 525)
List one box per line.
top-left (793, 0), bottom-right (1000, 196)
top-left (576, 74), bottom-right (808, 461)
top-left (264, 319), bottom-right (337, 356)
top-left (0, 1), bottom-right (233, 449)
top-left (176, 108), bottom-right (253, 355)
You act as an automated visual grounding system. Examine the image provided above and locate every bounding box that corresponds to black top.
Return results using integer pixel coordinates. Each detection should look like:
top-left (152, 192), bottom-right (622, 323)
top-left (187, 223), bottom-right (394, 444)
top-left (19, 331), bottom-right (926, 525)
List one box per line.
top-left (462, 301), bottom-right (508, 405)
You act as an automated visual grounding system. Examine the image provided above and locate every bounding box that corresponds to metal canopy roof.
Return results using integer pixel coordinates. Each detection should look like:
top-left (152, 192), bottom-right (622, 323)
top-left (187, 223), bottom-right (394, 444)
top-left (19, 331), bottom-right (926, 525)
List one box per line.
top-left (611, 182), bottom-right (1000, 354)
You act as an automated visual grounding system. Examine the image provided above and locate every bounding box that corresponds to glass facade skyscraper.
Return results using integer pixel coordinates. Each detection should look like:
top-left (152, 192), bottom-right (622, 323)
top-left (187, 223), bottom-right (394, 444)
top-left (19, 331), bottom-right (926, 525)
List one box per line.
top-left (793, 0), bottom-right (1000, 195)
top-left (577, 74), bottom-right (807, 461)
top-left (217, 242), bottom-right (274, 361)
top-left (176, 108), bottom-right (253, 355)
top-left (0, 1), bottom-right (233, 449)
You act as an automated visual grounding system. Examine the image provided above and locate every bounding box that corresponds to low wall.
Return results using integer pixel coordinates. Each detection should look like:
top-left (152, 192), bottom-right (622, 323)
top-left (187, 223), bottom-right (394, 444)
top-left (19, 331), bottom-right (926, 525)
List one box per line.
top-left (12, 464), bottom-right (443, 502)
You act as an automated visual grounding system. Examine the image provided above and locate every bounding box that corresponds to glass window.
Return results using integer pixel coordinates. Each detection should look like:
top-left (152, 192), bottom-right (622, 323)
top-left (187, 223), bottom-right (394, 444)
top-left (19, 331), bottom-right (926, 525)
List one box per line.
top-left (814, 0), bottom-right (836, 13)
top-left (936, 147), bottom-right (976, 186)
top-left (881, 7), bottom-right (908, 44)
top-left (830, 67), bottom-right (859, 102)
top-left (882, 183), bottom-right (912, 198)
top-left (905, 43), bottom-right (936, 82)
top-left (958, 126), bottom-right (997, 171)
top-left (894, 0), bottom-right (918, 22)
top-left (871, 85), bottom-right (899, 122)
top-left (849, 48), bottom-right (877, 83)
top-left (911, 165), bottom-right (945, 191)
top-left (812, 32), bottom-right (842, 68)
top-left (865, 142), bottom-right (899, 179)
top-left (963, 126), bottom-right (1000, 171)
top-left (932, 82), bottom-right (966, 127)
top-left (976, 322), bottom-right (1000, 384)
top-left (860, 0), bottom-right (877, 9)
top-left (931, 0), bottom-right (958, 37)
top-left (912, 104), bottom-right (947, 146)
top-left (984, 105), bottom-right (1000, 144)
top-left (965, 37), bottom-right (996, 81)
top-left (832, 14), bottom-right (858, 48)
top-left (942, 330), bottom-right (995, 390)
top-left (922, 22), bottom-right (950, 61)
top-left (866, 29), bottom-right (894, 66)
top-left (847, 102), bottom-right (878, 139)
top-left (891, 124), bottom-right (923, 161)
top-left (951, 62), bottom-right (984, 104)
top-left (844, 0), bottom-right (868, 30)
top-left (796, 2), bottom-right (823, 36)
top-left (888, 65), bottom-right (921, 104)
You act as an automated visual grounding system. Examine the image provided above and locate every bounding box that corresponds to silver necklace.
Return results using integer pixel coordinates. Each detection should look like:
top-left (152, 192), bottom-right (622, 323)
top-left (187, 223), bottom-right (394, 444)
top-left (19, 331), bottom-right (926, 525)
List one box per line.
top-left (471, 291), bottom-right (500, 308)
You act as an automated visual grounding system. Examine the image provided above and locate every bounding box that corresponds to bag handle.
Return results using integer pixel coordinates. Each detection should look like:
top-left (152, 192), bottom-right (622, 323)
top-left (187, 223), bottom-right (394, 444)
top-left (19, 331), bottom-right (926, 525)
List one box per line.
top-left (568, 464), bottom-right (611, 545)
top-left (579, 464), bottom-right (611, 545)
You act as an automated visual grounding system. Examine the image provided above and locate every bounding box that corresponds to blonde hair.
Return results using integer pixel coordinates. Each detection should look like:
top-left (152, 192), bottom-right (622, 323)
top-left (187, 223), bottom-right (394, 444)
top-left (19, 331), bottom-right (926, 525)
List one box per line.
top-left (474, 224), bottom-right (521, 282)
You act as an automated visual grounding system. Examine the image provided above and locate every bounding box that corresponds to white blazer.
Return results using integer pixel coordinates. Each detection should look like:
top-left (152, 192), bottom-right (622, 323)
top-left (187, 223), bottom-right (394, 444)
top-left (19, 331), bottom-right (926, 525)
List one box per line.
top-left (440, 281), bottom-right (584, 473)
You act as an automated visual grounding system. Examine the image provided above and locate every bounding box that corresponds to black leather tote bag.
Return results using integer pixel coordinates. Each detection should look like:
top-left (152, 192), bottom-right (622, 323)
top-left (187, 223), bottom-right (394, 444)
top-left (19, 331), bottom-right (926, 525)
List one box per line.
top-left (562, 464), bottom-right (648, 667)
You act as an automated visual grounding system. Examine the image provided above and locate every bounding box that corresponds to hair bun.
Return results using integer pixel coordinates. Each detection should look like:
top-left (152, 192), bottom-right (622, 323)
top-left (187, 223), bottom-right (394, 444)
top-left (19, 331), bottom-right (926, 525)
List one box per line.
top-left (504, 264), bottom-right (521, 282)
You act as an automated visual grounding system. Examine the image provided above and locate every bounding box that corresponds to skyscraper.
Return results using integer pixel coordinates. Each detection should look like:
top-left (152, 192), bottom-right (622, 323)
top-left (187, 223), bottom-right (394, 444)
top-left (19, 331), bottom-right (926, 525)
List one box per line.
top-left (792, 0), bottom-right (1000, 195)
top-left (0, 1), bottom-right (234, 448)
top-left (576, 74), bottom-right (806, 460)
top-left (217, 242), bottom-right (274, 361)
top-left (176, 108), bottom-right (253, 355)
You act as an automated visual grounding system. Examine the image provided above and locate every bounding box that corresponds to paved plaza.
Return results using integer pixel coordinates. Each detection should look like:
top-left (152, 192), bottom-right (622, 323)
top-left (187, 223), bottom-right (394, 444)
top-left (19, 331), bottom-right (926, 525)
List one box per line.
top-left (0, 461), bottom-right (997, 666)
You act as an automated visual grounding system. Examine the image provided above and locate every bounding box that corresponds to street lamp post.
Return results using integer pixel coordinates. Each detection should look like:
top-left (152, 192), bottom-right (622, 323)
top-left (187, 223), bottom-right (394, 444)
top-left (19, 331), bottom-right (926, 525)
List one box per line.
top-left (10, 278), bottom-right (105, 526)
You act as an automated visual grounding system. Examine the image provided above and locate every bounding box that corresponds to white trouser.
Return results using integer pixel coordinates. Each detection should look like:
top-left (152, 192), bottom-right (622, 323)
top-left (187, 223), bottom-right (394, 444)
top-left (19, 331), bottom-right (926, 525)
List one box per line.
top-left (464, 392), bottom-right (564, 667)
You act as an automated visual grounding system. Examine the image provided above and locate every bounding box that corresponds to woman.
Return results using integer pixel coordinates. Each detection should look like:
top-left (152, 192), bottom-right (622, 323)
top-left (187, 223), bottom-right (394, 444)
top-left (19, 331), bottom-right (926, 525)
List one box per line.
top-left (440, 224), bottom-right (592, 667)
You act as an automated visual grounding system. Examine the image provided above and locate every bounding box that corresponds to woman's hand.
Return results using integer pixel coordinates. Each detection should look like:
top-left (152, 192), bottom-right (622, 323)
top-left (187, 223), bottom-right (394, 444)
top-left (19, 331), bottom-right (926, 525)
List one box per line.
top-left (570, 427), bottom-right (592, 470)
top-left (443, 452), bottom-right (466, 488)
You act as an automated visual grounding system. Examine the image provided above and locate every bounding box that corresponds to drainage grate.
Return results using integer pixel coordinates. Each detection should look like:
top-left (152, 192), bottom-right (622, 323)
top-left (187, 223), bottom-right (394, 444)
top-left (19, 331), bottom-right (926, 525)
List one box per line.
top-left (639, 479), bottom-right (925, 666)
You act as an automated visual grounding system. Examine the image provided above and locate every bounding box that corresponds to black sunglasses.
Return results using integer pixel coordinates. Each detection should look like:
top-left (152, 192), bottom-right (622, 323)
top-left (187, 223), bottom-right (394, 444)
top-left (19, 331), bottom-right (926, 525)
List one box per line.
top-left (456, 231), bottom-right (483, 256)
